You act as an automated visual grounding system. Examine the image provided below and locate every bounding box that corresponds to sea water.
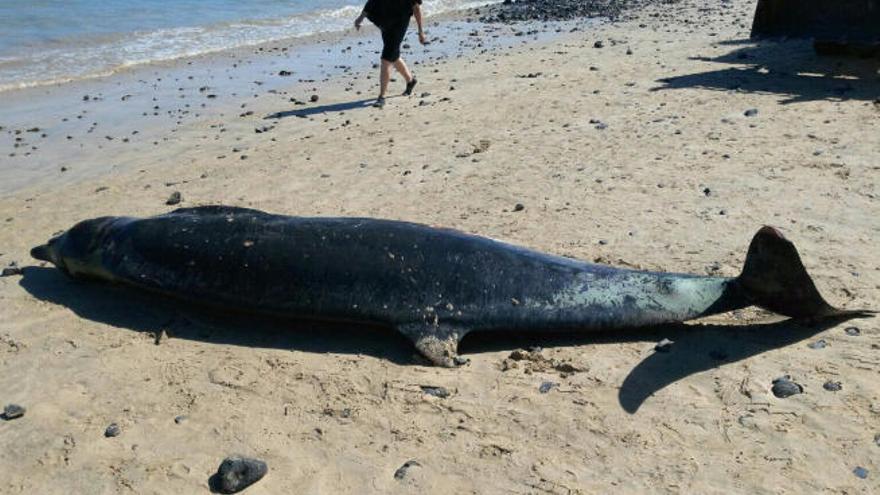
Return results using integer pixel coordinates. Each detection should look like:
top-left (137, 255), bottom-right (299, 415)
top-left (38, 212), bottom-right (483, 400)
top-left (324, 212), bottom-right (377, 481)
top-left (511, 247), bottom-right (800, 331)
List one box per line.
top-left (0, 0), bottom-right (499, 92)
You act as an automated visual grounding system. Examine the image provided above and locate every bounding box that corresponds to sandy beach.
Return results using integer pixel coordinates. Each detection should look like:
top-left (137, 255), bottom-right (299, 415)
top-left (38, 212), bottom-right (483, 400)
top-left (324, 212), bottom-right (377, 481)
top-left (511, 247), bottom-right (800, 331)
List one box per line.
top-left (1, 0), bottom-right (878, 493)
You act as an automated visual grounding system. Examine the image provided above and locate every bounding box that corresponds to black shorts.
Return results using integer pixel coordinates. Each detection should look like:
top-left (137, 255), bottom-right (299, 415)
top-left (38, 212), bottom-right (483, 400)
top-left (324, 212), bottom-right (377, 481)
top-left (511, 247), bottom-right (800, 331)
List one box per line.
top-left (380, 18), bottom-right (410, 62)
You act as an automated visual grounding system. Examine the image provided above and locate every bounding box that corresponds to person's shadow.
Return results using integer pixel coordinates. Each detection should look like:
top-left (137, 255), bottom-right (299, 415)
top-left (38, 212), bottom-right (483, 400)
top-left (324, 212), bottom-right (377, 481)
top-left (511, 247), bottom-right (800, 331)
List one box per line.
top-left (19, 266), bottom-right (868, 413)
top-left (265, 97), bottom-right (392, 119)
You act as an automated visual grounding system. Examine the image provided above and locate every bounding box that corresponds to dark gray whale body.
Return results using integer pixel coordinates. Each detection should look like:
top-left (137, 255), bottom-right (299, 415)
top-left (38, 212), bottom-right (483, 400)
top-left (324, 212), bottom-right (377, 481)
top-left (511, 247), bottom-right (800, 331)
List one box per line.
top-left (31, 206), bottom-right (871, 366)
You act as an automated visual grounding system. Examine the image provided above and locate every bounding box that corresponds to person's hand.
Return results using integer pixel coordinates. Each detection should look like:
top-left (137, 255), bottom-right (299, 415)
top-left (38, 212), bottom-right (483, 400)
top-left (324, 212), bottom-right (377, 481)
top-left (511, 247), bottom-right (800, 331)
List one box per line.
top-left (418, 31), bottom-right (428, 45)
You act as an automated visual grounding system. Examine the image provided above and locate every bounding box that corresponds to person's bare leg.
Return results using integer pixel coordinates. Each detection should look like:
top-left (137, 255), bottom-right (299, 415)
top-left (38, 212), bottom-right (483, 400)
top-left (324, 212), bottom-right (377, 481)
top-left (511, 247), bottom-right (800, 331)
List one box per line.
top-left (393, 58), bottom-right (413, 83)
top-left (379, 59), bottom-right (393, 98)
top-left (395, 57), bottom-right (418, 96)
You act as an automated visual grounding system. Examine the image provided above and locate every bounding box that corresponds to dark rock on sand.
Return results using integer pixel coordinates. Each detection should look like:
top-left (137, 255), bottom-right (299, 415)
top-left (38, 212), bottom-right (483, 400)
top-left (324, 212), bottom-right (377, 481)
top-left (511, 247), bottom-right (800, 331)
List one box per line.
top-left (744, 108), bottom-right (758, 117)
top-left (104, 423), bottom-right (121, 437)
top-left (539, 381), bottom-right (557, 393)
top-left (771, 376), bottom-right (803, 398)
top-left (853, 466), bottom-right (868, 479)
top-left (2, 404), bottom-right (25, 420)
top-left (210, 456), bottom-right (268, 494)
top-left (166, 191), bottom-right (182, 206)
top-left (420, 386), bottom-right (451, 398)
top-left (822, 380), bottom-right (842, 392)
top-left (844, 326), bottom-right (860, 336)
top-left (394, 460), bottom-right (421, 480)
top-left (807, 339), bottom-right (827, 349)
top-left (513, 203), bottom-right (525, 212)
top-left (1, 262), bottom-right (22, 277)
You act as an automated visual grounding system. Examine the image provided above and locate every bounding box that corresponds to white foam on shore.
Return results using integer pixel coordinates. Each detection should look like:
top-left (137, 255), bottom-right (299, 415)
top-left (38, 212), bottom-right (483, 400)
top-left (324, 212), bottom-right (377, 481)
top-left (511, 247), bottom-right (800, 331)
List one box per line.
top-left (0, 0), bottom-right (500, 93)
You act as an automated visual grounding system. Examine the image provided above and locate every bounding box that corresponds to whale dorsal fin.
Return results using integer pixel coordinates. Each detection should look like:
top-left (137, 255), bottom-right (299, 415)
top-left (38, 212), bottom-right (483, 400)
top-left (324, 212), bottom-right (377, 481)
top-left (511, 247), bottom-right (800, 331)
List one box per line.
top-left (397, 323), bottom-right (470, 368)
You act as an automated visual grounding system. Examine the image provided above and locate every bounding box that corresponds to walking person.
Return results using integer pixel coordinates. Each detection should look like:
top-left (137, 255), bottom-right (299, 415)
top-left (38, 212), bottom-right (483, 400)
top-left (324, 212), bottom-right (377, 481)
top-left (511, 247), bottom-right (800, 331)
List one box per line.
top-left (354, 0), bottom-right (427, 108)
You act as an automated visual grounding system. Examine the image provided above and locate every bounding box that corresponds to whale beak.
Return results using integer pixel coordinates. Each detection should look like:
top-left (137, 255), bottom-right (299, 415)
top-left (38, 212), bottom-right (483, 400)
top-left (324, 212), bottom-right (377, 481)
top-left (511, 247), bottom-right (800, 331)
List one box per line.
top-left (31, 244), bottom-right (52, 262)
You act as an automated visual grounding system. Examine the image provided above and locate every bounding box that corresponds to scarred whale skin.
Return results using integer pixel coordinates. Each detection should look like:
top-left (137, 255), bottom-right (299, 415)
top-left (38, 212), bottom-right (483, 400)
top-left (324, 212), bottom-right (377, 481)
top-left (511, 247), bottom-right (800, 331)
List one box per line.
top-left (31, 206), bottom-right (872, 366)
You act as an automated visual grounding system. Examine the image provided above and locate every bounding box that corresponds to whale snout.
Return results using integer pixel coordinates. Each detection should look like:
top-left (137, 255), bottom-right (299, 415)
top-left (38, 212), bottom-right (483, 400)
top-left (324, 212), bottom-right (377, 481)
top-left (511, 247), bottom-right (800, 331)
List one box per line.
top-left (31, 243), bottom-right (52, 262)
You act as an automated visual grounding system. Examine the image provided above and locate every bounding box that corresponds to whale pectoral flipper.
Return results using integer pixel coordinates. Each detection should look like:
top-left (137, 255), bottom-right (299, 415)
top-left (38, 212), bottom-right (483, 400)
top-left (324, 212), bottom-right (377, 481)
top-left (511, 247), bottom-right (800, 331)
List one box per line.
top-left (397, 323), bottom-right (469, 367)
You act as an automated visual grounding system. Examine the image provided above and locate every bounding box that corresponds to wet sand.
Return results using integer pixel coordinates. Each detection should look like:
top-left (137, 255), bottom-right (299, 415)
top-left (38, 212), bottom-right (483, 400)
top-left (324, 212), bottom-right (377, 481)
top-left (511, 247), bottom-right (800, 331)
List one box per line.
top-left (0, 0), bottom-right (878, 493)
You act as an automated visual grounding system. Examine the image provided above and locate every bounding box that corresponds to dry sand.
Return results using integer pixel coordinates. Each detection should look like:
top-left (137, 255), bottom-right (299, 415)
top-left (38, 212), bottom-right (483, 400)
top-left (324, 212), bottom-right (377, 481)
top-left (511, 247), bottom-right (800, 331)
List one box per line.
top-left (1, 0), bottom-right (878, 493)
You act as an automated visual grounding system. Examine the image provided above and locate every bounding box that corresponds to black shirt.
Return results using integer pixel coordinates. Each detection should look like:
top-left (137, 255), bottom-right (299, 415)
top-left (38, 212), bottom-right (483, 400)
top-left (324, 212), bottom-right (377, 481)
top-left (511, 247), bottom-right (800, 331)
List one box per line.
top-left (364, 0), bottom-right (422, 28)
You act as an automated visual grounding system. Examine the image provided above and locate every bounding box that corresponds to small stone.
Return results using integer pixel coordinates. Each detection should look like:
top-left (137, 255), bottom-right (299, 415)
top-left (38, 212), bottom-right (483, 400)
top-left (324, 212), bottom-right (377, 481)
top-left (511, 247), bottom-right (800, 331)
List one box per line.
top-left (538, 381), bottom-right (557, 394)
top-left (823, 380), bottom-right (842, 392)
top-left (278, 70), bottom-right (292, 76)
top-left (744, 108), bottom-right (758, 117)
top-left (513, 203), bottom-right (525, 212)
top-left (165, 191), bottom-right (182, 205)
top-left (104, 423), bottom-right (121, 437)
top-left (309, 94), bottom-right (319, 103)
top-left (394, 460), bottom-right (420, 480)
top-left (874, 433), bottom-right (880, 447)
top-left (2, 404), bottom-right (25, 420)
top-left (174, 415), bottom-right (187, 424)
top-left (593, 40), bottom-right (604, 48)
top-left (654, 338), bottom-right (674, 353)
top-left (807, 339), bottom-right (827, 349)
top-left (771, 376), bottom-right (803, 398)
top-left (845, 326), bottom-right (860, 336)
top-left (853, 466), bottom-right (868, 479)
top-left (210, 456), bottom-right (268, 494)
top-left (1, 266), bottom-right (22, 277)
top-left (420, 386), bottom-right (449, 398)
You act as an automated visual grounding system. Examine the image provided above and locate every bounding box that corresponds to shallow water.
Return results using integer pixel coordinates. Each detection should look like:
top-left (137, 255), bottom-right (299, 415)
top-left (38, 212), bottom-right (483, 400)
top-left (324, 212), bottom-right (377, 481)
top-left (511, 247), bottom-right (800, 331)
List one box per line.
top-left (0, 0), bottom-right (499, 91)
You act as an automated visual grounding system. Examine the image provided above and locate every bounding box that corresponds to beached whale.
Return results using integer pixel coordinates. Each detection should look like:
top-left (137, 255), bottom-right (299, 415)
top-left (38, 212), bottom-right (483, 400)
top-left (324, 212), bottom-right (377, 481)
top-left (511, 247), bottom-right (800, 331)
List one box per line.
top-left (31, 206), bottom-right (871, 366)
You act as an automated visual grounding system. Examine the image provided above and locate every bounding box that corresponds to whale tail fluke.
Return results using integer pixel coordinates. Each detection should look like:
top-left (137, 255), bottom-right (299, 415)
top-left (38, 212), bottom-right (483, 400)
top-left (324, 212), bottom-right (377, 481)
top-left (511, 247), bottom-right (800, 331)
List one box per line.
top-left (737, 226), bottom-right (874, 320)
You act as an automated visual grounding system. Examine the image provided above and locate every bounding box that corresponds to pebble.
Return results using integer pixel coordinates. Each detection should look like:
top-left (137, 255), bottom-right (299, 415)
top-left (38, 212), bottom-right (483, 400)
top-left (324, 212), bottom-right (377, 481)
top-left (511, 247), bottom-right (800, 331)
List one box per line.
top-left (771, 376), bottom-right (803, 398)
top-left (807, 339), bottom-right (827, 349)
top-left (394, 460), bottom-right (421, 480)
top-left (166, 191), bottom-right (182, 206)
top-left (513, 203), bottom-right (525, 212)
top-left (210, 456), bottom-right (268, 494)
top-left (853, 466), bottom-right (868, 479)
top-left (744, 108), bottom-right (758, 117)
top-left (654, 338), bottom-right (674, 353)
top-left (539, 381), bottom-right (557, 393)
top-left (1, 264), bottom-right (22, 277)
top-left (420, 386), bottom-right (450, 398)
top-left (822, 380), bottom-right (842, 392)
top-left (104, 423), bottom-right (121, 437)
top-left (309, 94), bottom-right (319, 103)
top-left (593, 40), bottom-right (604, 48)
top-left (844, 326), bottom-right (860, 336)
top-left (2, 403), bottom-right (25, 420)
top-left (174, 415), bottom-right (187, 424)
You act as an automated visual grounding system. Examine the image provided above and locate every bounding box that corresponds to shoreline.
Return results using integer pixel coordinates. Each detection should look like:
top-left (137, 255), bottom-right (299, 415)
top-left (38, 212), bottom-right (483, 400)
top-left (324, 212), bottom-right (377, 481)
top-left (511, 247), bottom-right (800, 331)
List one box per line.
top-left (0, 10), bottom-right (592, 196)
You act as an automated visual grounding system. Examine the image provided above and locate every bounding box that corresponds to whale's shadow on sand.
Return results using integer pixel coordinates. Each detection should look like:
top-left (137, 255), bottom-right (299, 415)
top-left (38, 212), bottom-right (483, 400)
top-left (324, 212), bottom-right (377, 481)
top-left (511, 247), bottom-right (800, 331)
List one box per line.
top-left (20, 266), bottom-right (859, 413)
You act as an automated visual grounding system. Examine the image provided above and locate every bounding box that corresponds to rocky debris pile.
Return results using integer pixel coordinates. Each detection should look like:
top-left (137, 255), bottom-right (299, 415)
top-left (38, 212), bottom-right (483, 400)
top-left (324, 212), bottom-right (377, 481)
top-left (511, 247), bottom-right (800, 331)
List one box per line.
top-left (478, 0), bottom-right (677, 23)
